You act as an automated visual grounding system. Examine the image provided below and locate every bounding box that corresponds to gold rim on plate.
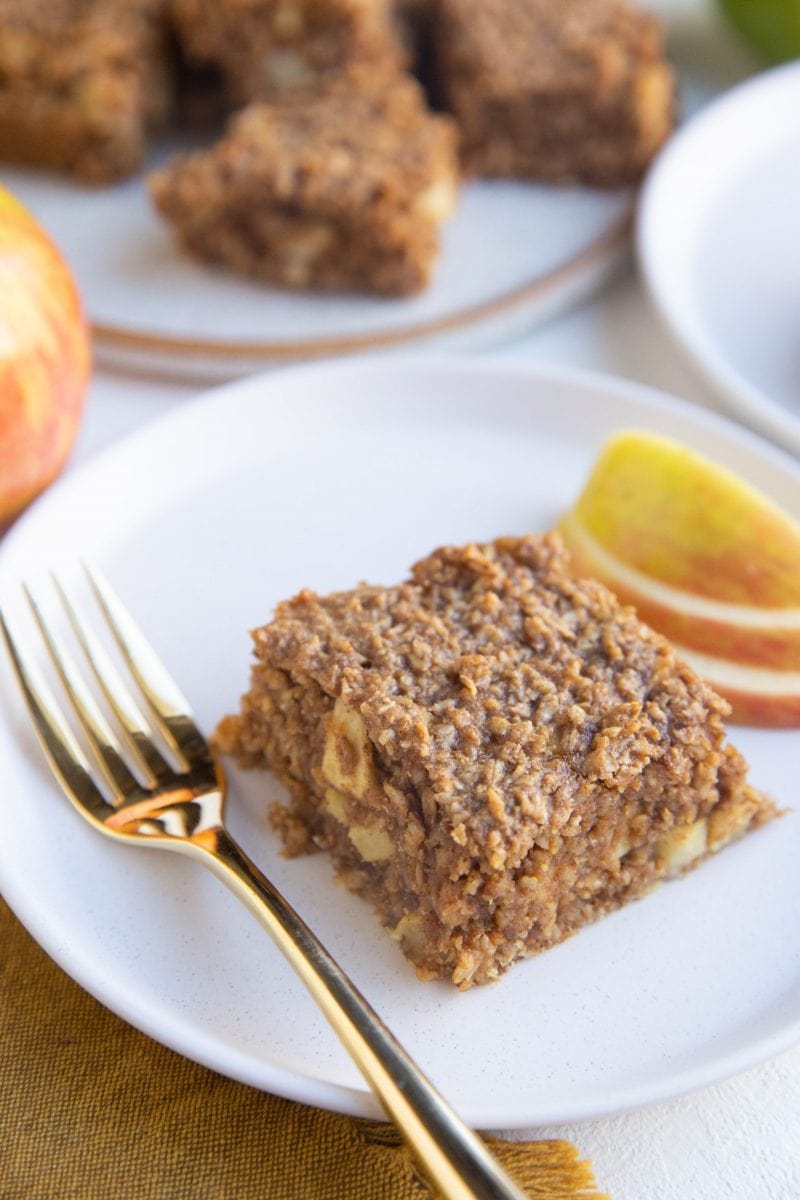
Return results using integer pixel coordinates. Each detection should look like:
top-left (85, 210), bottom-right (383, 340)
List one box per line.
top-left (92, 206), bottom-right (633, 365)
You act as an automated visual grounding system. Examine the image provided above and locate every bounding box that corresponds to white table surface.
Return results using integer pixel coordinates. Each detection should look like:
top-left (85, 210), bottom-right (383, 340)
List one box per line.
top-left (65, 262), bottom-right (800, 1200)
top-left (8, 0), bottom-right (800, 1191)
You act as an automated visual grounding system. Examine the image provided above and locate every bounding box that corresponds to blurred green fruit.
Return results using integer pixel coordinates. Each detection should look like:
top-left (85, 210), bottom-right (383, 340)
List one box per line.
top-left (718, 0), bottom-right (800, 63)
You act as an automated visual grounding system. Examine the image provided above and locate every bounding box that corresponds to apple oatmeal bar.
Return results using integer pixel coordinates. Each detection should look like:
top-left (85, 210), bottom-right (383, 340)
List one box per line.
top-left (432, 0), bottom-right (675, 186)
top-left (0, 0), bottom-right (171, 182)
top-left (216, 533), bottom-right (777, 989)
top-left (149, 76), bottom-right (458, 295)
top-left (168, 0), bottom-right (405, 105)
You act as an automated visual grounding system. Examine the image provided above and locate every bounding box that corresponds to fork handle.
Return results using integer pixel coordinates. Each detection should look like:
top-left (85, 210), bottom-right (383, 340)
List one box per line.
top-left (191, 826), bottom-right (528, 1200)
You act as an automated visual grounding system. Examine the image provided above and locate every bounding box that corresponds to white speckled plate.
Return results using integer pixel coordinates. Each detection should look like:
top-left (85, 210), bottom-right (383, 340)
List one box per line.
top-left (0, 360), bottom-right (798, 1129)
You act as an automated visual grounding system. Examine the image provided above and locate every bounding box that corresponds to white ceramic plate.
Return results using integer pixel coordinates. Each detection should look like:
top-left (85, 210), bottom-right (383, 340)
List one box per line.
top-left (0, 138), bottom-right (631, 379)
top-left (637, 60), bottom-right (800, 458)
top-left (0, 1), bottom-right (754, 380)
top-left (0, 360), bottom-right (798, 1130)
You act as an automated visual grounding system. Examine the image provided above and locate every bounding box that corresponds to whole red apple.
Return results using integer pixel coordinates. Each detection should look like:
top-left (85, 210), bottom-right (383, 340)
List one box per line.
top-left (0, 184), bottom-right (90, 531)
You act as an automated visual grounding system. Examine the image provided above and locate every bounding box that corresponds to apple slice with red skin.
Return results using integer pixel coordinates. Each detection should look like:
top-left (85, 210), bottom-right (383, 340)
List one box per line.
top-left (557, 430), bottom-right (800, 727)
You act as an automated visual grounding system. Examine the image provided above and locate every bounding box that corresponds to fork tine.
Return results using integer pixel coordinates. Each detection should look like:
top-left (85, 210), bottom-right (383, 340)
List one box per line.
top-left (84, 563), bottom-right (210, 768)
top-left (0, 607), bottom-right (116, 826)
top-left (52, 574), bottom-right (168, 786)
top-left (24, 586), bottom-right (143, 802)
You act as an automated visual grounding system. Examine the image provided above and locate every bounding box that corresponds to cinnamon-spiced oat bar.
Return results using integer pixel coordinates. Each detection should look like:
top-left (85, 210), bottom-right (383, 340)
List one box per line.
top-left (149, 76), bottom-right (458, 295)
top-left (217, 534), bottom-right (776, 988)
top-left (432, 0), bottom-right (675, 187)
top-left (168, 0), bottom-right (405, 104)
top-left (0, 0), bottom-right (171, 182)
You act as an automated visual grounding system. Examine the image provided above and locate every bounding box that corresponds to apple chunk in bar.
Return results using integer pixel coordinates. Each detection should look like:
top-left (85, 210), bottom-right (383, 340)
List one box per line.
top-left (216, 533), bottom-right (777, 988)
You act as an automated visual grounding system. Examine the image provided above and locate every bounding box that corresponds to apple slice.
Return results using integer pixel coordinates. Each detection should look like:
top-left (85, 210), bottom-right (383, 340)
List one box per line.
top-left (557, 430), bottom-right (800, 727)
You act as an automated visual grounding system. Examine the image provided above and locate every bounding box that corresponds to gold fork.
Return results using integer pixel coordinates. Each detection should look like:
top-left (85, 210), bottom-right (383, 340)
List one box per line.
top-left (0, 566), bottom-right (529, 1200)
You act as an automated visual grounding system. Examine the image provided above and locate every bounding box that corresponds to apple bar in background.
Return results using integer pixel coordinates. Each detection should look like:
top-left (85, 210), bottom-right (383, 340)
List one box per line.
top-left (0, 0), bottom-right (171, 183)
top-left (149, 74), bottom-right (459, 295)
top-left (216, 533), bottom-right (777, 989)
top-left (432, 0), bottom-right (675, 187)
top-left (168, 0), bottom-right (407, 105)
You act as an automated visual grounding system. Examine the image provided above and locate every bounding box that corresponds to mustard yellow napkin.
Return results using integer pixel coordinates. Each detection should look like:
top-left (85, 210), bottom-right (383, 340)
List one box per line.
top-left (0, 897), bottom-right (608, 1199)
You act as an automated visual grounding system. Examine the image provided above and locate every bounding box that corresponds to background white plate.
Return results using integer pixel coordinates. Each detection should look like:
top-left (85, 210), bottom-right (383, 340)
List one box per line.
top-left (637, 60), bottom-right (800, 458)
top-left (0, 360), bottom-right (798, 1129)
top-left (0, 1), bottom-right (758, 379)
top-left (0, 141), bottom-right (631, 379)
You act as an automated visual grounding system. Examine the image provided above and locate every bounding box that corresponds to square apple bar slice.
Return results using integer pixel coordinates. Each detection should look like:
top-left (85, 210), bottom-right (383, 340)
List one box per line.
top-left (432, 0), bottom-right (675, 187)
top-left (216, 533), bottom-right (777, 988)
top-left (149, 76), bottom-right (458, 296)
top-left (0, 0), bottom-right (171, 182)
top-left (168, 0), bottom-right (407, 105)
